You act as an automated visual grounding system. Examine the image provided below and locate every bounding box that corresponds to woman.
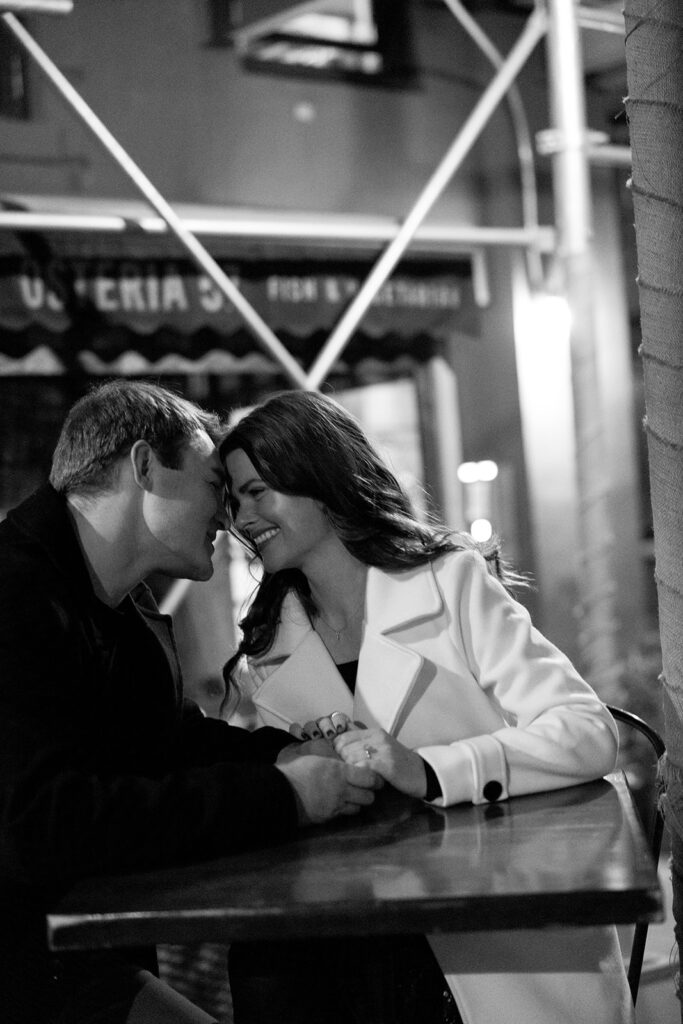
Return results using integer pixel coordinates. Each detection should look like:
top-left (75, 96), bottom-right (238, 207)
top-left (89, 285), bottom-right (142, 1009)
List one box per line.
top-left (220, 390), bottom-right (632, 1024)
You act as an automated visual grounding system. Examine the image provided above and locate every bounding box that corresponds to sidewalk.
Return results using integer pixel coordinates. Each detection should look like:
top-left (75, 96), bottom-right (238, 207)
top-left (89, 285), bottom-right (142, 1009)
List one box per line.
top-left (619, 855), bottom-right (679, 1023)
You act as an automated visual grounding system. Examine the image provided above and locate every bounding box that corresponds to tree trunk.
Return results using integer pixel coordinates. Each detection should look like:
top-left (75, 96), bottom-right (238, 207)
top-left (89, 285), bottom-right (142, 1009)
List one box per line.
top-left (624, 0), bottom-right (683, 763)
top-left (624, 2), bottom-right (683, 1013)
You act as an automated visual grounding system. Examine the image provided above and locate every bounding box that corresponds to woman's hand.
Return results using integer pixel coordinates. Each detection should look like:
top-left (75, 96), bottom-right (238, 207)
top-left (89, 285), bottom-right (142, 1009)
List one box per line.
top-left (289, 711), bottom-right (352, 742)
top-left (333, 728), bottom-right (428, 799)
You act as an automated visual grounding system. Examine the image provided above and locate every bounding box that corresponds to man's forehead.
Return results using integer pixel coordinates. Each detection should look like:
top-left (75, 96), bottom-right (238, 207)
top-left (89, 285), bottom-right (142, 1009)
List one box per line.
top-left (187, 431), bottom-right (224, 472)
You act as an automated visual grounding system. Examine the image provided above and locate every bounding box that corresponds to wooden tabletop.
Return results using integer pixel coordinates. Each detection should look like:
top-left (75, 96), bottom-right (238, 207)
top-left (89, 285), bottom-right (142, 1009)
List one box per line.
top-left (47, 772), bottom-right (663, 951)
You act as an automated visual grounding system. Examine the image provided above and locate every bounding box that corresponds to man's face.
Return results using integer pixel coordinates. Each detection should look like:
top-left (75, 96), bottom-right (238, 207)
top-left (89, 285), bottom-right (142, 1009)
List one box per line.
top-left (145, 430), bottom-right (227, 581)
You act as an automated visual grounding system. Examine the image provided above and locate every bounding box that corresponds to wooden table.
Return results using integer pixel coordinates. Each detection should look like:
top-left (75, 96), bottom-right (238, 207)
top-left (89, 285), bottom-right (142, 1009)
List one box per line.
top-left (47, 772), bottom-right (663, 952)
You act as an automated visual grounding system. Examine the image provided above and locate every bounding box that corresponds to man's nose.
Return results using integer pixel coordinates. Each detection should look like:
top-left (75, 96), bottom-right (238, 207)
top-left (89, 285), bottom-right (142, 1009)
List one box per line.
top-left (215, 501), bottom-right (229, 530)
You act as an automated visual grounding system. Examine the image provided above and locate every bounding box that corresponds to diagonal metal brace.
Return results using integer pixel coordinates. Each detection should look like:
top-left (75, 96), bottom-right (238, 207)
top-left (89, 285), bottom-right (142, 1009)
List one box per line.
top-left (304, 5), bottom-right (548, 390)
top-left (0, 11), bottom-right (308, 388)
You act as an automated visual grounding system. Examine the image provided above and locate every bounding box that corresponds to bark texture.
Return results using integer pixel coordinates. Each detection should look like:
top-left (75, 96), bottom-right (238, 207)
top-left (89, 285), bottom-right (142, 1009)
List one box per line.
top-left (624, 0), bottom-right (683, 764)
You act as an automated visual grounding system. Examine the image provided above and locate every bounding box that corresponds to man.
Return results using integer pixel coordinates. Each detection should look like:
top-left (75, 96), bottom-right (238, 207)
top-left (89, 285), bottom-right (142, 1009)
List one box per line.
top-left (0, 380), bottom-right (378, 1024)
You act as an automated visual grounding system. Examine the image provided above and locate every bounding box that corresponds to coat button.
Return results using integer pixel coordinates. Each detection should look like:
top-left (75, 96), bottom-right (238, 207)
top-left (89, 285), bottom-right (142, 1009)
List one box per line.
top-left (483, 780), bottom-right (502, 802)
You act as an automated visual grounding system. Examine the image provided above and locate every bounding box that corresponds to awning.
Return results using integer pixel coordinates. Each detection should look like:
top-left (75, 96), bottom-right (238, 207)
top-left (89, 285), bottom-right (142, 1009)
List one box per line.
top-left (0, 195), bottom-right (482, 377)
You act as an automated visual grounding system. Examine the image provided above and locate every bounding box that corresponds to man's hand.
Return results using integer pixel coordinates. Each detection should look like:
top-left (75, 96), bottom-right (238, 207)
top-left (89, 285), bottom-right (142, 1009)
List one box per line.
top-left (276, 756), bottom-right (381, 825)
top-left (276, 738), bottom-right (339, 764)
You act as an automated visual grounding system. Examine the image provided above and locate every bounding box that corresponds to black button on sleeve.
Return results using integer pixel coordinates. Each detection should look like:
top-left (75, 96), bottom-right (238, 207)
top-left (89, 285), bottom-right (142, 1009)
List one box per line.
top-left (483, 780), bottom-right (503, 802)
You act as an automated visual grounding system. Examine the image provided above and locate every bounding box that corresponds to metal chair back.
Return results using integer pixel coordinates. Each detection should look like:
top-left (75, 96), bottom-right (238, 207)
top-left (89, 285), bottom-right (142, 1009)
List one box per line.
top-left (607, 704), bottom-right (666, 1004)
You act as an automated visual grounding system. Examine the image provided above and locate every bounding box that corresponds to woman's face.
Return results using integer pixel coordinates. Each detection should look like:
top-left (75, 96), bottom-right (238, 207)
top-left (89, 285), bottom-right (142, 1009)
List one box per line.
top-left (224, 448), bottom-right (337, 574)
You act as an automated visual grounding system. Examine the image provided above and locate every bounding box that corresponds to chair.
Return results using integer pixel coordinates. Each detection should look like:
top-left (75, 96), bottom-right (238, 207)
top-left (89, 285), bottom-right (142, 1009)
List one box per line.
top-left (606, 704), bottom-right (666, 1004)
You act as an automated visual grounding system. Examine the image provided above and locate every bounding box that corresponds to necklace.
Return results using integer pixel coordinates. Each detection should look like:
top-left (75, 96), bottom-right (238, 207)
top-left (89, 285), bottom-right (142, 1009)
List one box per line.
top-left (314, 604), bottom-right (363, 644)
top-left (314, 612), bottom-right (347, 643)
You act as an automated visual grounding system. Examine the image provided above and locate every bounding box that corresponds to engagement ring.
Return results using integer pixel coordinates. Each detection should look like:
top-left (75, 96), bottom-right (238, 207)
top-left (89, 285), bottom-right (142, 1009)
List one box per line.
top-left (364, 745), bottom-right (377, 759)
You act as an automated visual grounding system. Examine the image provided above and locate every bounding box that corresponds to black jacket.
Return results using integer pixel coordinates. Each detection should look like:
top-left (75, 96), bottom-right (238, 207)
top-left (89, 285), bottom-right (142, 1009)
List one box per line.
top-left (0, 484), bottom-right (298, 1022)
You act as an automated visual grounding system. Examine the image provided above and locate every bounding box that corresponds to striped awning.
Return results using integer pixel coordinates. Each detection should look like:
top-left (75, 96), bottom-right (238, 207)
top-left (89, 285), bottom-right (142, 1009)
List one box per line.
top-left (0, 195), bottom-right (481, 377)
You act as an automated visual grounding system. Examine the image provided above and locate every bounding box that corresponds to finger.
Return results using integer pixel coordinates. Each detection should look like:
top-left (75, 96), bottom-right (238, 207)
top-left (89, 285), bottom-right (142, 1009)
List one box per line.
top-left (289, 723), bottom-right (306, 741)
top-left (330, 711), bottom-right (351, 734)
top-left (316, 715), bottom-right (336, 740)
top-left (344, 785), bottom-right (376, 807)
top-left (351, 762), bottom-right (385, 787)
top-left (333, 728), bottom-right (366, 751)
top-left (297, 737), bottom-right (338, 758)
top-left (303, 720), bottom-right (323, 740)
top-left (332, 735), bottom-right (355, 759)
top-left (344, 763), bottom-right (381, 787)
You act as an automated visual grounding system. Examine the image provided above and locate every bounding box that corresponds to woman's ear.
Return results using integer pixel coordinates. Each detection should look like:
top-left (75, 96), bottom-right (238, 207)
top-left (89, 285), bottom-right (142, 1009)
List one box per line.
top-left (130, 439), bottom-right (155, 490)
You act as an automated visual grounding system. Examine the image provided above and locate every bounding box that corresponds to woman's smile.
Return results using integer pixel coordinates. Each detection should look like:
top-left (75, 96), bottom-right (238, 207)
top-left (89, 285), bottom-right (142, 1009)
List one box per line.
top-left (252, 526), bottom-right (280, 549)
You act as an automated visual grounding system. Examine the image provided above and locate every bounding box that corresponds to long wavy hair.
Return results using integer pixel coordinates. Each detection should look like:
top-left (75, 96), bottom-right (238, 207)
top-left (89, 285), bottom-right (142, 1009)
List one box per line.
top-left (220, 390), bottom-right (523, 695)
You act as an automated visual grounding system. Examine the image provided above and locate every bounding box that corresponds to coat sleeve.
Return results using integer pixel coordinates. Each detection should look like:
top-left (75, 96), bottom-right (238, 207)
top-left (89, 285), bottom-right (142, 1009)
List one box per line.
top-left (416, 551), bottom-right (619, 807)
top-left (0, 567), bottom-right (298, 892)
top-left (179, 701), bottom-right (295, 763)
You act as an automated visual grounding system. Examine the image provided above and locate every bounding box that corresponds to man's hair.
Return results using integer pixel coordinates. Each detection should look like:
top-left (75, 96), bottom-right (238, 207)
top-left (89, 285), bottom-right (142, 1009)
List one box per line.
top-left (49, 379), bottom-right (226, 496)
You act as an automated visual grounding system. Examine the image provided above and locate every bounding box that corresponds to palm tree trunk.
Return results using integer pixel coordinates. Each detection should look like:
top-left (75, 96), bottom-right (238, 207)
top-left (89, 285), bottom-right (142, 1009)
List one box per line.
top-left (624, 0), bottom-right (683, 1009)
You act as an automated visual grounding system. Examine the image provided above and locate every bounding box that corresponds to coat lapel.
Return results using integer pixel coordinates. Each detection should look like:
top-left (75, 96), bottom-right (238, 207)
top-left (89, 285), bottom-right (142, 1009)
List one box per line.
top-left (249, 592), bottom-right (353, 726)
top-left (355, 563), bottom-right (444, 734)
top-left (249, 568), bottom-right (445, 732)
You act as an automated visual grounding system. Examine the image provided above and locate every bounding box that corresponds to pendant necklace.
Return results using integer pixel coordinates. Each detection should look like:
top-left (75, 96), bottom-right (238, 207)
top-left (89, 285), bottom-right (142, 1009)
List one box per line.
top-left (315, 612), bottom-right (347, 643)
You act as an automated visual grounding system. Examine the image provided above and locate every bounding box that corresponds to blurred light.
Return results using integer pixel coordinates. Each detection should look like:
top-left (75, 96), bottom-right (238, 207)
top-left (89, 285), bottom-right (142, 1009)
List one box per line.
top-left (477, 460), bottom-right (498, 482)
top-left (293, 101), bottom-right (316, 123)
top-left (457, 460), bottom-right (498, 483)
top-left (522, 293), bottom-right (572, 353)
top-left (457, 461), bottom-right (479, 484)
top-left (470, 518), bottom-right (493, 542)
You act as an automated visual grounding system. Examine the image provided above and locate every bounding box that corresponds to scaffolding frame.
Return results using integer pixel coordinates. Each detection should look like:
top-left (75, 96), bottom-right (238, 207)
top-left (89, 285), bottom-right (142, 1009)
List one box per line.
top-left (0, 0), bottom-right (626, 685)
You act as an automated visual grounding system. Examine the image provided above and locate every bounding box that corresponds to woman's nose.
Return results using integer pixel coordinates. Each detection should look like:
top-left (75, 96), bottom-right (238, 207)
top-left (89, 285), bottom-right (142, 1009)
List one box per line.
top-left (234, 502), bottom-right (253, 532)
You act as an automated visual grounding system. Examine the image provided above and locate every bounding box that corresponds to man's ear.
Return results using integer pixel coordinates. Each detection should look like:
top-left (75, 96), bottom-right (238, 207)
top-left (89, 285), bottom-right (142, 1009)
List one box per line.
top-left (130, 440), bottom-right (155, 490)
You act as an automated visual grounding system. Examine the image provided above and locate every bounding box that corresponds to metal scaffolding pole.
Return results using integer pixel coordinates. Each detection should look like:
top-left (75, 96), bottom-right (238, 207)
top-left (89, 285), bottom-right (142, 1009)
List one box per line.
top-left (1, 12), bottom-right (308, 388)
top-left (0, 1), bottom-right (72, 12)
top-left (545, 0), bottom-right (619, 693)
top-left (304, 5), bottom-right (548, 391)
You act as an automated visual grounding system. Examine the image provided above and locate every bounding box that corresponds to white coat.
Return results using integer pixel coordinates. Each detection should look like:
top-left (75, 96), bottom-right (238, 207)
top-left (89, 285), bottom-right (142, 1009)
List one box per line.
top-left (231, 549), bottom-right (634, 1024)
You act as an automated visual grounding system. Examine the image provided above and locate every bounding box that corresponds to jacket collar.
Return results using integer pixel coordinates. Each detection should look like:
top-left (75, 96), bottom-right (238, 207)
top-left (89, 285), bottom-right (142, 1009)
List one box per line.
top-left (249, 562), bottom-right (444, 734)
top-left (354, 561), bottom-right (444, 732)
top-left (255, 559), bottom-right (444, 660)
top-left (365, 559), bottom-right (443, 633)
top-left (7, 483), bottom-right (101, 605)
top-left (7, 483), bottom-right (161, 622)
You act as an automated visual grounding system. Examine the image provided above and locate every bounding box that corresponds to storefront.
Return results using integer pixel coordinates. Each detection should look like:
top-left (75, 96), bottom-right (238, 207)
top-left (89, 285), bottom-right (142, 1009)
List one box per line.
top-left (0, 219), bottom-right (480, 513)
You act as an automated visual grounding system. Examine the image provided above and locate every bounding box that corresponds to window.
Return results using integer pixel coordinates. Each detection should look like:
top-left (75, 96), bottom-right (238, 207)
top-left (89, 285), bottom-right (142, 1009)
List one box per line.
top-left (0, 22), bottom-right (30, 120)
top-left (217, 0), bottom-right (415, 86)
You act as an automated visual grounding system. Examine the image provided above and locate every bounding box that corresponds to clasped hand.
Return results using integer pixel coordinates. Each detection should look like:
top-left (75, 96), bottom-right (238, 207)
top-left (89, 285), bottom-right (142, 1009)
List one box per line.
top-left (289, 713), bottom-right (428, 799)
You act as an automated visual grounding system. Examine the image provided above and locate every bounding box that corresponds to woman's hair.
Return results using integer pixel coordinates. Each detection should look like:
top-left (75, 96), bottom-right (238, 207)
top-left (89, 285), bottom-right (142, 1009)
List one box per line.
top-left (220, 390), bottom-right (523, 693)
